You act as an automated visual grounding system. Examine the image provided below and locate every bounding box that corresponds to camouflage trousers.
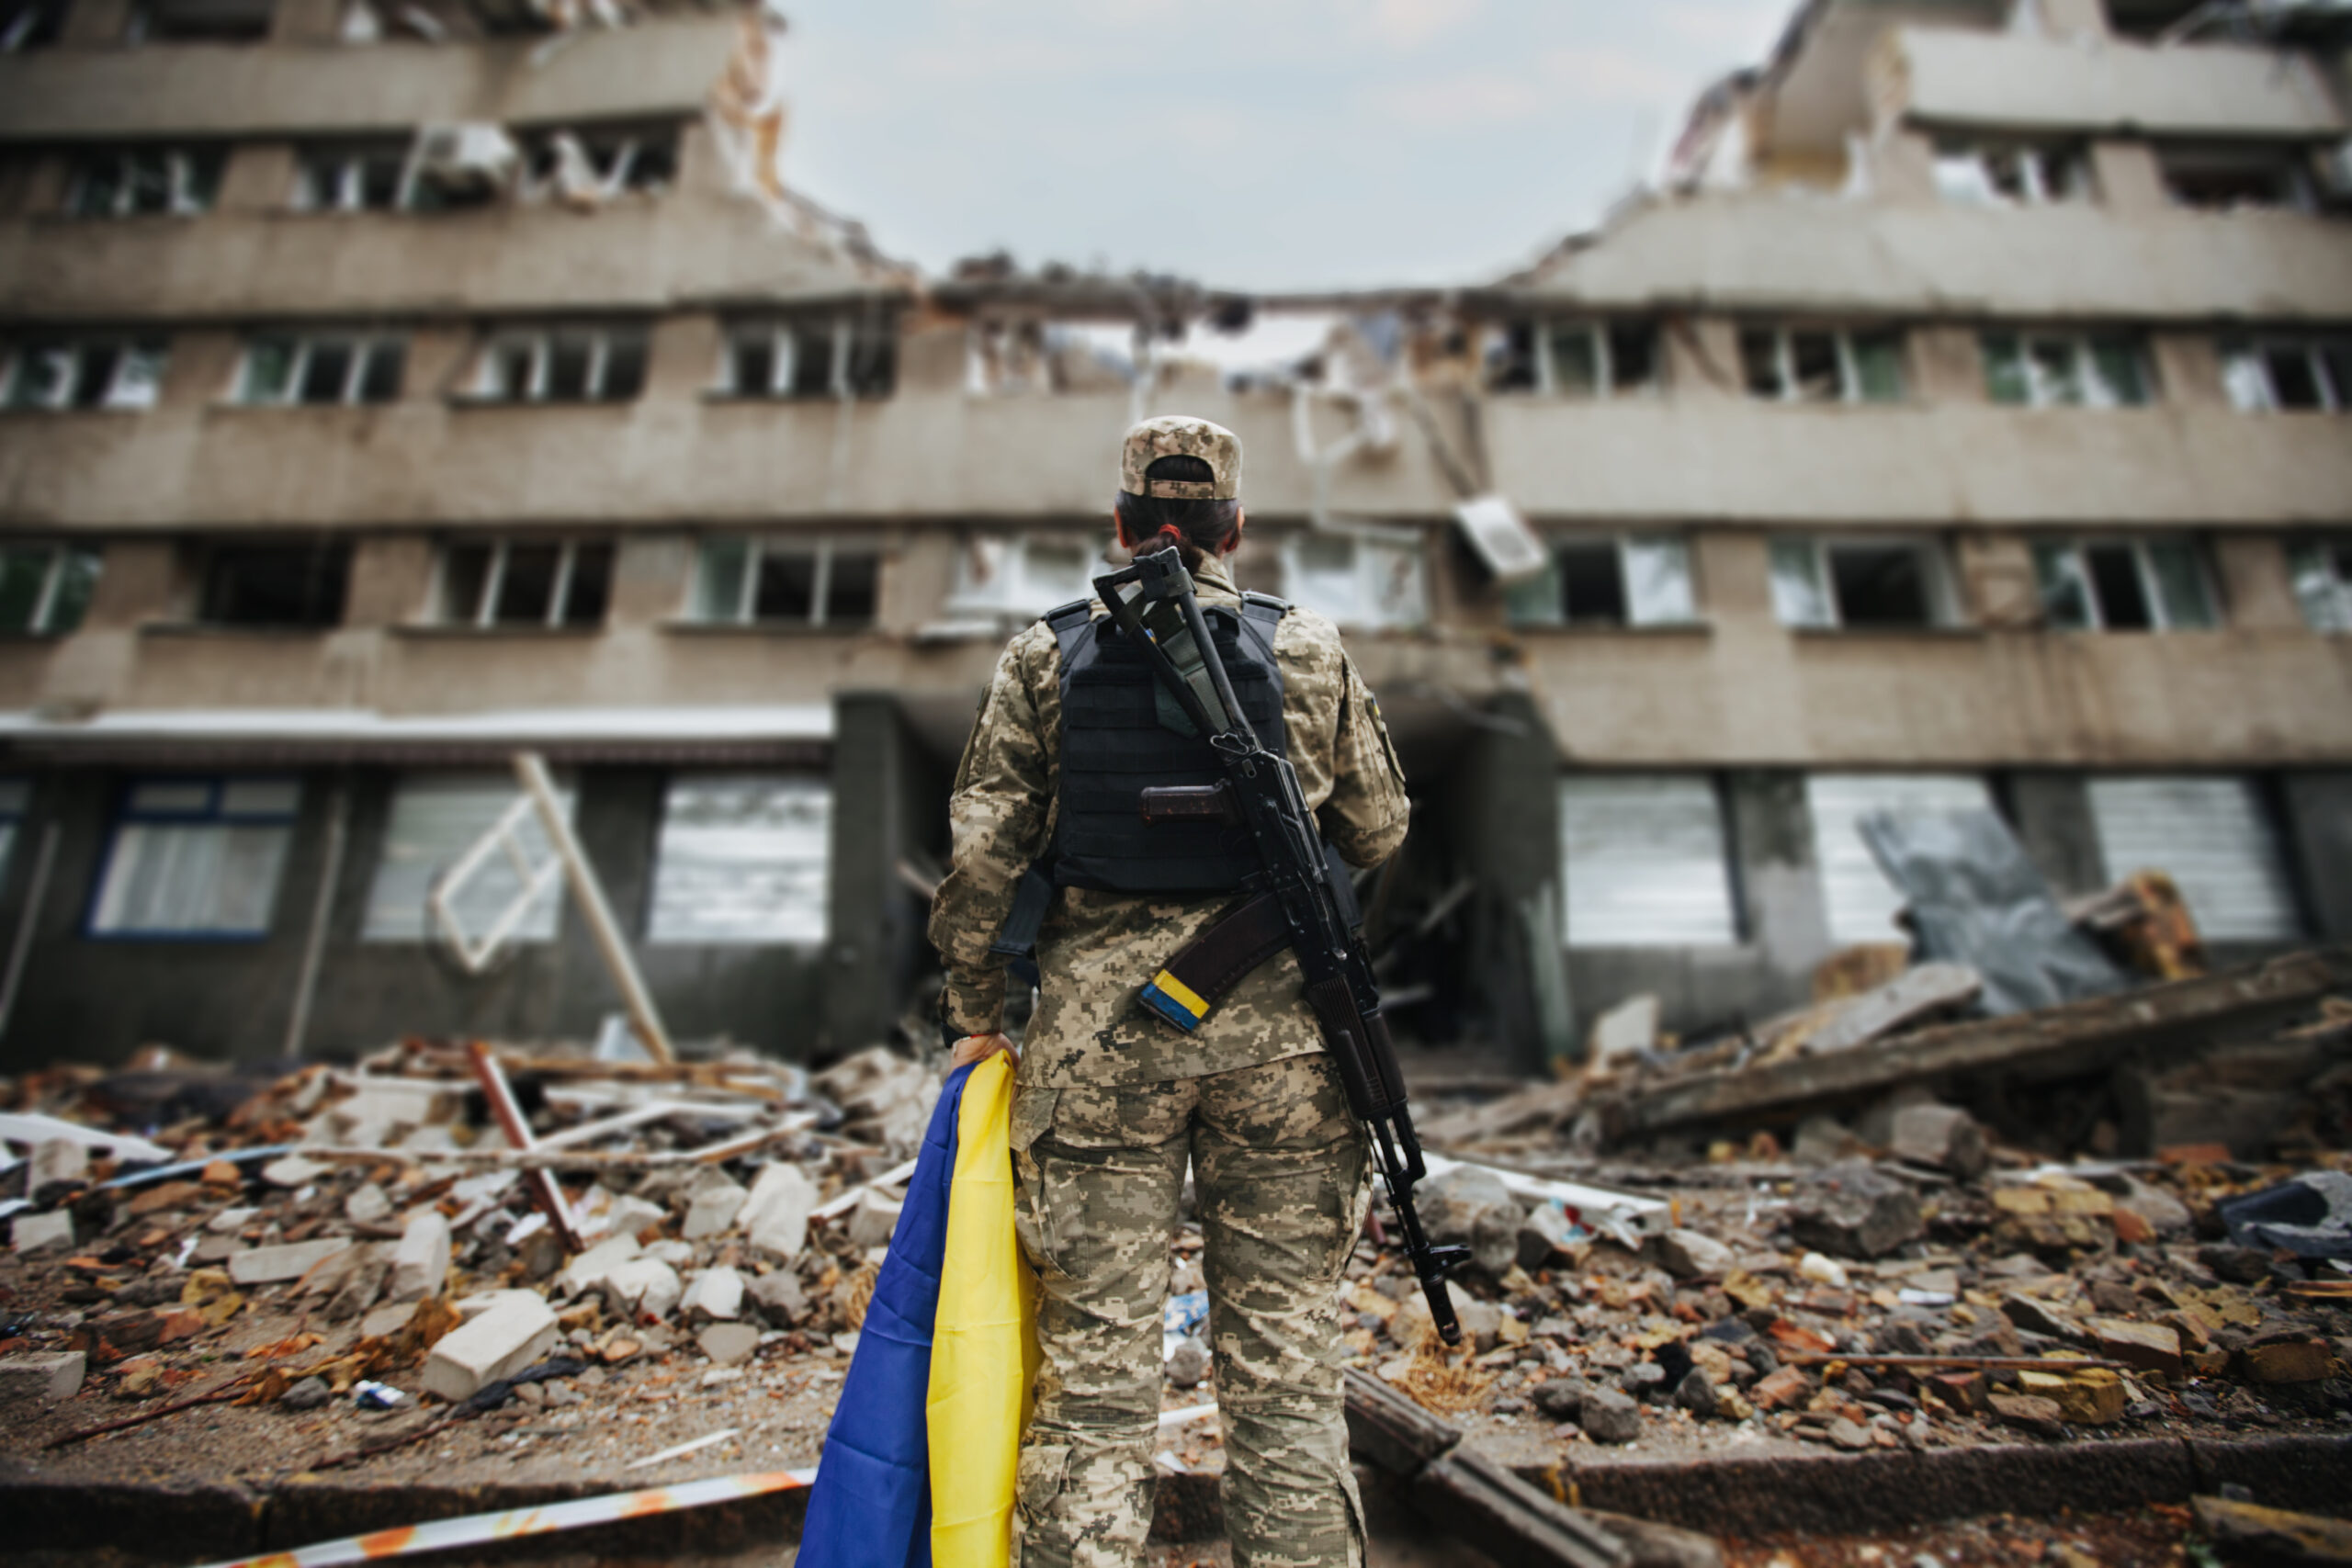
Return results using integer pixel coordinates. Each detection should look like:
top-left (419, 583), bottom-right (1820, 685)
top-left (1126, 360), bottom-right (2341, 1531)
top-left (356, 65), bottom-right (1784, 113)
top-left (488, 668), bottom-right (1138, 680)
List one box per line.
top-left (1008, 1051), bottom-right (1371, 1568)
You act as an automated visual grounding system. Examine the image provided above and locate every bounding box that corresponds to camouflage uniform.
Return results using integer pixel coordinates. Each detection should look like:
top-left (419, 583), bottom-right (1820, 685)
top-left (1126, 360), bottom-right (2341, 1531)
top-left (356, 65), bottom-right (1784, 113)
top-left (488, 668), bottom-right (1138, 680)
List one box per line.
top-left (929, 542), bottom-right (1410, 1568)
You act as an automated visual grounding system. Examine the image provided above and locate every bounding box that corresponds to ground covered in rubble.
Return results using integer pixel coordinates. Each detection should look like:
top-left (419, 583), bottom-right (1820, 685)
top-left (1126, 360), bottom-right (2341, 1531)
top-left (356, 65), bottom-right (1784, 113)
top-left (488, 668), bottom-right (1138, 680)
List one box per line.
top-left (3, 1019), bottom-right (2349, 1564)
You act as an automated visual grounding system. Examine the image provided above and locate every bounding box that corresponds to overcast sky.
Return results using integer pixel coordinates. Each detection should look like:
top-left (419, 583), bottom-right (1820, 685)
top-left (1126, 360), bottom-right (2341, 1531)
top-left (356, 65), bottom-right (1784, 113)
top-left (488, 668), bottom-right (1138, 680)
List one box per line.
top-left (770, 1), bottom-right (1794, 292)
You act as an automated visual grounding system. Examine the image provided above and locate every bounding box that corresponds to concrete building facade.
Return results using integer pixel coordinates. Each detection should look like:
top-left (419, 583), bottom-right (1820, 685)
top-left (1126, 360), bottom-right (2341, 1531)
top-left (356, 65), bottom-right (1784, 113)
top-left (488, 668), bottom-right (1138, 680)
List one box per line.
top-left (0, 0), bottom-right (2346, 1072)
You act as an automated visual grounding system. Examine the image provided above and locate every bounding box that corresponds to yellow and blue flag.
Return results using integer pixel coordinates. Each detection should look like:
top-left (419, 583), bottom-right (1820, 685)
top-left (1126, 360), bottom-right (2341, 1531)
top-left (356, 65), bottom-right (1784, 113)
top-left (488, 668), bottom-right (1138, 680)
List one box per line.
top-left (797, 1054), bottom-right (1035, 1568)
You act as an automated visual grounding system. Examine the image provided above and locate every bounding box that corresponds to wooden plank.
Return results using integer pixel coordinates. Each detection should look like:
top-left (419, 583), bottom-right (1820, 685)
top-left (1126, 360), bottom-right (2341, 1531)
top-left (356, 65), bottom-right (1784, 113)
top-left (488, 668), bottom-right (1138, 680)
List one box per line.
top-left (1607, 947), bottom-right (2352, 1137)
top-left (1343, 1371), bottom-right (1629, 1568)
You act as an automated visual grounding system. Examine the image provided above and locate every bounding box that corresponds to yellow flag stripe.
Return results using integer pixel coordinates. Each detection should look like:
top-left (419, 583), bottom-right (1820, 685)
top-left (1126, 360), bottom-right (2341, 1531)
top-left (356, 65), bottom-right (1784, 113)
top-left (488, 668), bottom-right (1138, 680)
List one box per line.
top-left (1148, 969), bottom-right (1209, 1019)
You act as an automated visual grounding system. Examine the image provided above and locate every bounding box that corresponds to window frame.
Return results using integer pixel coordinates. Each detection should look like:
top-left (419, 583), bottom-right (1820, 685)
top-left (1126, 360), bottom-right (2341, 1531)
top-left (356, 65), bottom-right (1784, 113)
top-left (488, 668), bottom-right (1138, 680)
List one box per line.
top-left (196, 541), bottom-right (352, 629)
top-left (1492, 318), bottom-right (1663, 400)
top-left (433, 536), bottom-right (613, 631)
top-left (718, 314), bottom-right (897, 401)
top-left (290, 141), bottom-right (416, 213)
top-left (2031, 536), bottom-right (2220, 632)
top-left (1930, 138), bottom-right (2093, 207)
top-left (1980, 329), bottom-right (2154, 409)
top-left (85, 774), bottom-right (301, 942)
top-left (1505, 533), bottom-right (1700, 629)
top-left (1277, 527), bottom-right (1430, 631)
top-left (126, 0), bottom-right (273, 42)
top-left (1769, 535), bottom-right (1960, 631)
top-left (361, 771), bottom-right (576, 945)
top-left (942, 533), bottom-right (1108, 622)
top-left (2220, 335), bottom-right (2349, 413)
top-left (2155, 142), bottom-right (2318, 214)
top-left (64, 145), bottom-right (224, 218)
top-left (0, 542), bottom-right (102, 636)
top-left (2287, 537), bottom-right (2352, 632)
top-left (235, 332), bottom-right (406, 407)
top-left (2, 335), bottom-right (170, 412)
top-left (690, 536), bottom-right (881, 630)
top-left (517, 124), bottom-right (680, 203)
top-left (469, 324), bottom-right (649, 405)
top-left (1738, 324), bottom-right (1906, 405)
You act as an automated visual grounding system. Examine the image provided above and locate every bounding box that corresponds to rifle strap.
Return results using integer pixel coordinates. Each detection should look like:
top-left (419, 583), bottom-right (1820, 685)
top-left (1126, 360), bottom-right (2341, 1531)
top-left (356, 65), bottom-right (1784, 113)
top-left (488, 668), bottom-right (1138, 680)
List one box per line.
top-left (1139, 891), bottom-right (1294, 1034)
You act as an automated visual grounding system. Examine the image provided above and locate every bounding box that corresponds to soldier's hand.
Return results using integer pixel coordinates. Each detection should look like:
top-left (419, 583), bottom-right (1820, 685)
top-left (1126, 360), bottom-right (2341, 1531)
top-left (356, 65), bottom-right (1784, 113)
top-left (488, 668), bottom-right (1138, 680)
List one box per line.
top-left (951, 1032), bottom-right (1018, 1070)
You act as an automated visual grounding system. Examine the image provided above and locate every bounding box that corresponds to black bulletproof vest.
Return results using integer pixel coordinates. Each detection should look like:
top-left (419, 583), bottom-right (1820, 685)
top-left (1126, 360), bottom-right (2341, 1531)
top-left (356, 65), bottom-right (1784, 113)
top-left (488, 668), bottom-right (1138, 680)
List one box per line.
top-left (1046, 593), bottom-right (1289, 895)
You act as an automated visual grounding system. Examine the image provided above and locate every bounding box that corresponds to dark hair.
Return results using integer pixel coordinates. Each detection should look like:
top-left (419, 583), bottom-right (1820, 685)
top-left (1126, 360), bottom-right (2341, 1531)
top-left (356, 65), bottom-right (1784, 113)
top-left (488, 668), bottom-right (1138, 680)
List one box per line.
top-left (1114, 454), bottom-right (1239, 571)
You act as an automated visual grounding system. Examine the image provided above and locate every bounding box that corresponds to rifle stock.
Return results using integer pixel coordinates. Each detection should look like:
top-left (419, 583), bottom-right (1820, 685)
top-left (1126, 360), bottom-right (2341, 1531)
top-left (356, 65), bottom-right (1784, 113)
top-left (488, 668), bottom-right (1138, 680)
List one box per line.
top-left (1095, 548), bottom-right (1469, 1345)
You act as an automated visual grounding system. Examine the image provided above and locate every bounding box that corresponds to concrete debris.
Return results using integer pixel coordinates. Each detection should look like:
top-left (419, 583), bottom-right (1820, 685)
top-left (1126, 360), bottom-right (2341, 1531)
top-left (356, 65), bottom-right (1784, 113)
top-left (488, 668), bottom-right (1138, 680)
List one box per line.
top-left (11, 1209), bottom-right (73, 1255)
top-left (423, 1292), bottom-right (561, 1402)
top-left (1419, 1163), bottom-right (1523, 1276)
top-left (4, 994), bottom-right (2348, 1554)
top-left (0, 1349), bottom-right (85, 1405)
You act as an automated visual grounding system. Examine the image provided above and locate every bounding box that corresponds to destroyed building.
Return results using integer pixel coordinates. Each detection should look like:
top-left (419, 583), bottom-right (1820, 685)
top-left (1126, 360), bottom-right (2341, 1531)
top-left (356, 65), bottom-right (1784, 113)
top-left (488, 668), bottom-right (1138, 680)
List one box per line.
top-left (0, 0), bottom-right (2347, 1071)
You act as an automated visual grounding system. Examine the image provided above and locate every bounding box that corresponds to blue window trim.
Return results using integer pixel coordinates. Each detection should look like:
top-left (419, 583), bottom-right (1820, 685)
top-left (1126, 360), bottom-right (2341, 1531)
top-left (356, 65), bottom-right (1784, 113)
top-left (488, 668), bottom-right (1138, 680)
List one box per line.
top-left (85, 773), bottom-right (302, 942)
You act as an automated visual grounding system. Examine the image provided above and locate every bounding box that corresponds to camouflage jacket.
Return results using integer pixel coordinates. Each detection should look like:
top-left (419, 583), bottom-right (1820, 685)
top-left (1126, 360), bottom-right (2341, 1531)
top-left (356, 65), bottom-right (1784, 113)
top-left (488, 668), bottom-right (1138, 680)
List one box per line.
top-left (928, 558), bottom-right (1411, 1089)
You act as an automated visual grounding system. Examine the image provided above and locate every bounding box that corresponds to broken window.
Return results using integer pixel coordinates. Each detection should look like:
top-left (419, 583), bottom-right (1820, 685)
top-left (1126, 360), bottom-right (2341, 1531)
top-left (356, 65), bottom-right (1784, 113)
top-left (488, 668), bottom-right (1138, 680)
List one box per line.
top-left (1931, 140), bottom-right (2092, 206)
top-left (2033, 538), bottom-right (2217, 631)
top-left (720, 315), bottom-right (897, 400)
top-left (1, 0), bottom-right (67, 48)
top-left (127, 0), bottom-right (273, 39)
top-left (2087, 776), bottom-right (2301, 942)
top-left (2220, 335), bottom-right (2351, 413)
top-left (519, 125), bottom-right (679, 201)
top-left (437, 538), bottom-right (612, 629)
top-left (1506, 536), bottom-right (1696, 628)
top-left (470, 325), bottom-right (647, 404)
top-left (1280, 531), bottom-right (1429, 629)
top-left (90, 777), bottom-right (300, 939)
top-left (3, 335), bottom-right (168, 411)
top-left (1738, 326), bottom-right (1904, 403)
top-left (1770, 537), bottom-right (1954, 629)
top-left (1487, 320), bottom-right (1662, 398)
top-left (1982, 331), bottom-right (2152, 408)
top-left (964, 319), bottom-right (1144, 397)
top-left (944, 535), bottom-right (1106, 619)
top-left (292, 141), bottom-right (413, 212)
top-left (1559, 774), bottom-right (1736, 948)
top-left (0, 543), bottom-right (101, 635)
top-left (648, 775), bottom-right (830, 945)
top-left (66, 145), bottom-right (224, 217)
top-left (362, 772), bottom-right (574, 942)
top-left (693, 537), bottom-right (880, 629)
top-left (2286, 538), bottom-right (2352, 632)
top-left (198, 542), bottom-right (350, 627)
top-left (1808, 773), bottom-right (1995, 947)
top-left (237, 333), bottom-right (404, 406)
top-left (2157, 143), bottom-right (2317, 213)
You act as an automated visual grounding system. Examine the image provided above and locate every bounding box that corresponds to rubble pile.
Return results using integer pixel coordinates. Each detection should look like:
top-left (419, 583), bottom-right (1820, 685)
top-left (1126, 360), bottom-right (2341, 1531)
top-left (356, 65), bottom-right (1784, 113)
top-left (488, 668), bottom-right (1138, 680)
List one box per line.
top-left (0, 984), bottom-right (2345, 1558)
top-left (0, 1041), bottom-right (941, 1472)
top-left (1353, 1094), bottom-right (2351, 1461)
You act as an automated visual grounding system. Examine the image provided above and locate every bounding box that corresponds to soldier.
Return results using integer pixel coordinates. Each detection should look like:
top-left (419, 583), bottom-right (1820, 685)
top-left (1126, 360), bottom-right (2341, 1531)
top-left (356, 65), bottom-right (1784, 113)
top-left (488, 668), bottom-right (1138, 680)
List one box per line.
top-left (929, 415), bottom-right (1411, 1568)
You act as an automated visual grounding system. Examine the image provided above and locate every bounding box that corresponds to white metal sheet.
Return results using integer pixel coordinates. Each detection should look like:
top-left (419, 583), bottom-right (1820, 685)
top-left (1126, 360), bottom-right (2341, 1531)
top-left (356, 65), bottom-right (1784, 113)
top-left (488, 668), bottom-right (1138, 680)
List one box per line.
top-left (648, 775), bottom-right (831, 946)
top-left (2087, 776), bottom-right (2301, 942)
top-left (1559, 773), bottom-right (1736, 948)
top-left (1807, 773), bottom-right (1994, 947)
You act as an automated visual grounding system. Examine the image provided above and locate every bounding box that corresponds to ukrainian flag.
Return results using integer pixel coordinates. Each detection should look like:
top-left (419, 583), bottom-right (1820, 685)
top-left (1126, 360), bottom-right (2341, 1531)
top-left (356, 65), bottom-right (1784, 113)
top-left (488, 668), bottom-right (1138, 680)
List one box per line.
top-left (797, 1054), bottom-right (1037, 1568)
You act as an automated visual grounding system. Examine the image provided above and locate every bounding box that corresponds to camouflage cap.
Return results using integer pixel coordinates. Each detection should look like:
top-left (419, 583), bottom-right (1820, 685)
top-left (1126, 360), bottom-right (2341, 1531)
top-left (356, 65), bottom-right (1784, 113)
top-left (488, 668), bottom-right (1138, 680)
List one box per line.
top-left (1120, 415), bottom-right (1242, 502)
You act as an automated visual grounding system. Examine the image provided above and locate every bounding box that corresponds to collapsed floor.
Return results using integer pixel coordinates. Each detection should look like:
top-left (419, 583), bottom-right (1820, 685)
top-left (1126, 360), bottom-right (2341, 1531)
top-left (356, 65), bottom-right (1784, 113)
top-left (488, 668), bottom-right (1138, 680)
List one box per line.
top-left (0, 955), bottom-right (2347, 1567)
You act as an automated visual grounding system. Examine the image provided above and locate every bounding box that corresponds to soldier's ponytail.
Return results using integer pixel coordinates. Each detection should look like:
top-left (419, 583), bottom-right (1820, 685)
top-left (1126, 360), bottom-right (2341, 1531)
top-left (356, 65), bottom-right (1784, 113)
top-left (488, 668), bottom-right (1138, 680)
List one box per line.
top-left (1114, 455), bottom-right (1239, 573)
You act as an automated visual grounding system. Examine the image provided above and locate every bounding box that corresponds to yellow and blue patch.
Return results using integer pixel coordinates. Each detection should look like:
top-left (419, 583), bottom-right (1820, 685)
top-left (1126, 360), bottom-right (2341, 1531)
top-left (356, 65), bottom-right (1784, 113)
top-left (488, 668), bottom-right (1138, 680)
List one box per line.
top-left (1138, 969), bottom-right (1209, 1032)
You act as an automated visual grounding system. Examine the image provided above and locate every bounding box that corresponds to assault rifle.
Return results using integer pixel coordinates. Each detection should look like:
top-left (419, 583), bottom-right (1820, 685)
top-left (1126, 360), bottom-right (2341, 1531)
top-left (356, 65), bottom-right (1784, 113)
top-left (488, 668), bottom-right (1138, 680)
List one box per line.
top-left (1093, 546), bottom-right (1469, 1345)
